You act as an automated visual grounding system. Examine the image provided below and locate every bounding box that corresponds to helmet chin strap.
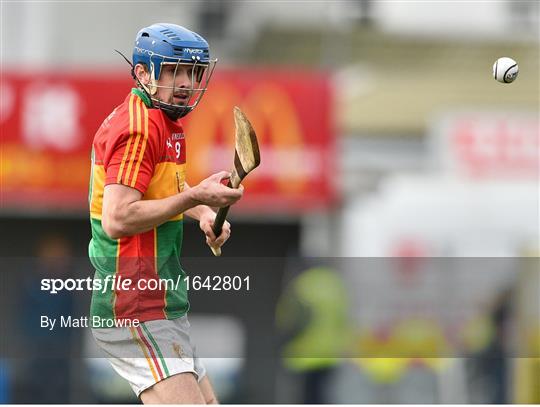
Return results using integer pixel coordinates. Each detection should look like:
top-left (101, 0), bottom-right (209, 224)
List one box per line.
top-left (156, 103), bottom-right (191, 121)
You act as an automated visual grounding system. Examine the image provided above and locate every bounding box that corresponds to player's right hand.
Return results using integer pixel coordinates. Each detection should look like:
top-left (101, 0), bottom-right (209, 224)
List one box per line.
top-left (191, 171), bottom-right (243, 208)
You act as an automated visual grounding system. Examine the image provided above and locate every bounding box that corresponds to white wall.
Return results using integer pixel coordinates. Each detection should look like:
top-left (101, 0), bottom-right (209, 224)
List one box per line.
top-left (373, 1), bottom-right (510, 39)
top-left (3, 1), bottom-right (537, 68)
top-left (1, 2), bottom-right (199, 68)
top-left (341, 175), bottom-right (538, 257)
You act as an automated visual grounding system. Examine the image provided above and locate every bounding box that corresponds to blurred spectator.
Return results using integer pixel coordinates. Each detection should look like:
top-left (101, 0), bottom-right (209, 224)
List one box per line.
top-left (14, 235), bottom-right (76, 403)
top-left (276, 266), bottom-right (351, 403)
top-left (467, 287), bottom-right (514, 403)
top-left (0, 360), bottom-right (9, 403)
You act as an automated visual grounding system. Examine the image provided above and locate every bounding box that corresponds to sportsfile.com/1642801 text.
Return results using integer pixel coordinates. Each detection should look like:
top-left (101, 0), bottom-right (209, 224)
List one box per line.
top-left (40, 274), bottom-right (251, 294)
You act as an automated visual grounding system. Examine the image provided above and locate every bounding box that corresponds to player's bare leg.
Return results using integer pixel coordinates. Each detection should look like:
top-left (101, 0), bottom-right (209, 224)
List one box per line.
top-left (140, 372), bottom-right (205, 404)
top-left (199, 375), bottom-right (219, 404)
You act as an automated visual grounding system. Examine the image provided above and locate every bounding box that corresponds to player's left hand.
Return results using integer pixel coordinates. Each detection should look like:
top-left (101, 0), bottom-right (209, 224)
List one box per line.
top-left (199, 211), bottom-right (231, 251)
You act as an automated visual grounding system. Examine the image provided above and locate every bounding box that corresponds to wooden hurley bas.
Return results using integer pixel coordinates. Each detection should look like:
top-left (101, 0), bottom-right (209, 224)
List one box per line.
top-left (211, 106), bottom-right (261, 256)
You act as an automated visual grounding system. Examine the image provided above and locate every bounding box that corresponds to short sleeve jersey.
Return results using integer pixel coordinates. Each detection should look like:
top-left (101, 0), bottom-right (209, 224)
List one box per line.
top-left (88, 89), bottom-right (189, 323)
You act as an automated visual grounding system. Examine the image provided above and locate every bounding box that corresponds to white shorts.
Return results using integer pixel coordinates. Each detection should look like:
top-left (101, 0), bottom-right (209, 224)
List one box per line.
top-left (91, 316), bottom-right (206, 397)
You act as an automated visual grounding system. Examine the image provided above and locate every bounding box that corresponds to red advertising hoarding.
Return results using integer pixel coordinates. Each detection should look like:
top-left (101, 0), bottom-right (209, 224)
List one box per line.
top-left (434, 112), bottom-right (539, 180)
top-left (0, 69), bottom-right (336, 213)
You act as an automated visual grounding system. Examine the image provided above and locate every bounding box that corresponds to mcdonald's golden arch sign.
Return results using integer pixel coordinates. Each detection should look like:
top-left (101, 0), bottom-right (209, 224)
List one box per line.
top-left (183, 69), bottom-right (337, 212)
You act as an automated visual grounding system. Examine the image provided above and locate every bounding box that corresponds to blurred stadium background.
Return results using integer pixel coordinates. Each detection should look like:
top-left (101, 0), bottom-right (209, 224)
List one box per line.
top-left (0, 0), bottom-right (539, 404)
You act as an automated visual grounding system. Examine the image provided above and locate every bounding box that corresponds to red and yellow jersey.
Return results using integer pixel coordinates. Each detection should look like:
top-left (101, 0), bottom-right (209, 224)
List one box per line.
top-left (88, 88), bottom-right (189, 323)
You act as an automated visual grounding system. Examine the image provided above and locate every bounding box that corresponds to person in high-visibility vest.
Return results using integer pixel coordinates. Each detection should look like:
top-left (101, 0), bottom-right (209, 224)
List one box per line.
top-left (276, 266), bottom-right (352, 403)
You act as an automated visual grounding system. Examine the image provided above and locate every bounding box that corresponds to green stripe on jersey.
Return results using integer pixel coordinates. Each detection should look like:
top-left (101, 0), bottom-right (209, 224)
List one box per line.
top-left (88, 218), bottom-right (188, 322)
top-left (89, 217), bottom-right (117, 322)
top-left (156, 220), bottom-right (189, 319)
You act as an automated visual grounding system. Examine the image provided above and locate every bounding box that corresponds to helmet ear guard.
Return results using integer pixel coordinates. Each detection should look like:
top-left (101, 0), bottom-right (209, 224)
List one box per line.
top-left (132, 62), bottom-right (157, 96)
top-left (115, 49), bottom-right (158, 99)
top-left (147, 60), bottom-right (159, 96)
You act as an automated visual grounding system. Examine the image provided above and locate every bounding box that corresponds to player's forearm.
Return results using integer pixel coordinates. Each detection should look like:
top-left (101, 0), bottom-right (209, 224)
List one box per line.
top-left (106, 189), bottom-right (198, 238)
top-left (183, 182), bottom-right (215, 221)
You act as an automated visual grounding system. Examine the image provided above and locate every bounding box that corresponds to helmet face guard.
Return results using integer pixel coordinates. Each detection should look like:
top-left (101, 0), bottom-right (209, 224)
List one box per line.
top-left (132, 23), bottom-right (217, 120)
top-left (143, 53), bottom-right (217, 120)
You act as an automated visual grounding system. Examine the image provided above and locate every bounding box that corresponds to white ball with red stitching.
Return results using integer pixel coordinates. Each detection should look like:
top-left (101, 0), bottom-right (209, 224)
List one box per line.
top-left (493, 57), bottom-right (519, 84)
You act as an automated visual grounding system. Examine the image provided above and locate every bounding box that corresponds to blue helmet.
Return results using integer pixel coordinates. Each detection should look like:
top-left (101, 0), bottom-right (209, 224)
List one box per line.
top-left (131, 23), bottom-right (217, 119)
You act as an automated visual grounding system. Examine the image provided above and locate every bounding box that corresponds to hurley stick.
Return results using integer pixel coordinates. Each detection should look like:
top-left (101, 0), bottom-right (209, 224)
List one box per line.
top-left (210, 106), bottom-right (261, 256)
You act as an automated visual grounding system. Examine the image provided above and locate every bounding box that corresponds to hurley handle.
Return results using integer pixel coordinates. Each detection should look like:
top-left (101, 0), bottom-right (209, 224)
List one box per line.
top-left (210, 171), bottom-right (241, 257)
top-left (210, 206), bottom-right (230, 257)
